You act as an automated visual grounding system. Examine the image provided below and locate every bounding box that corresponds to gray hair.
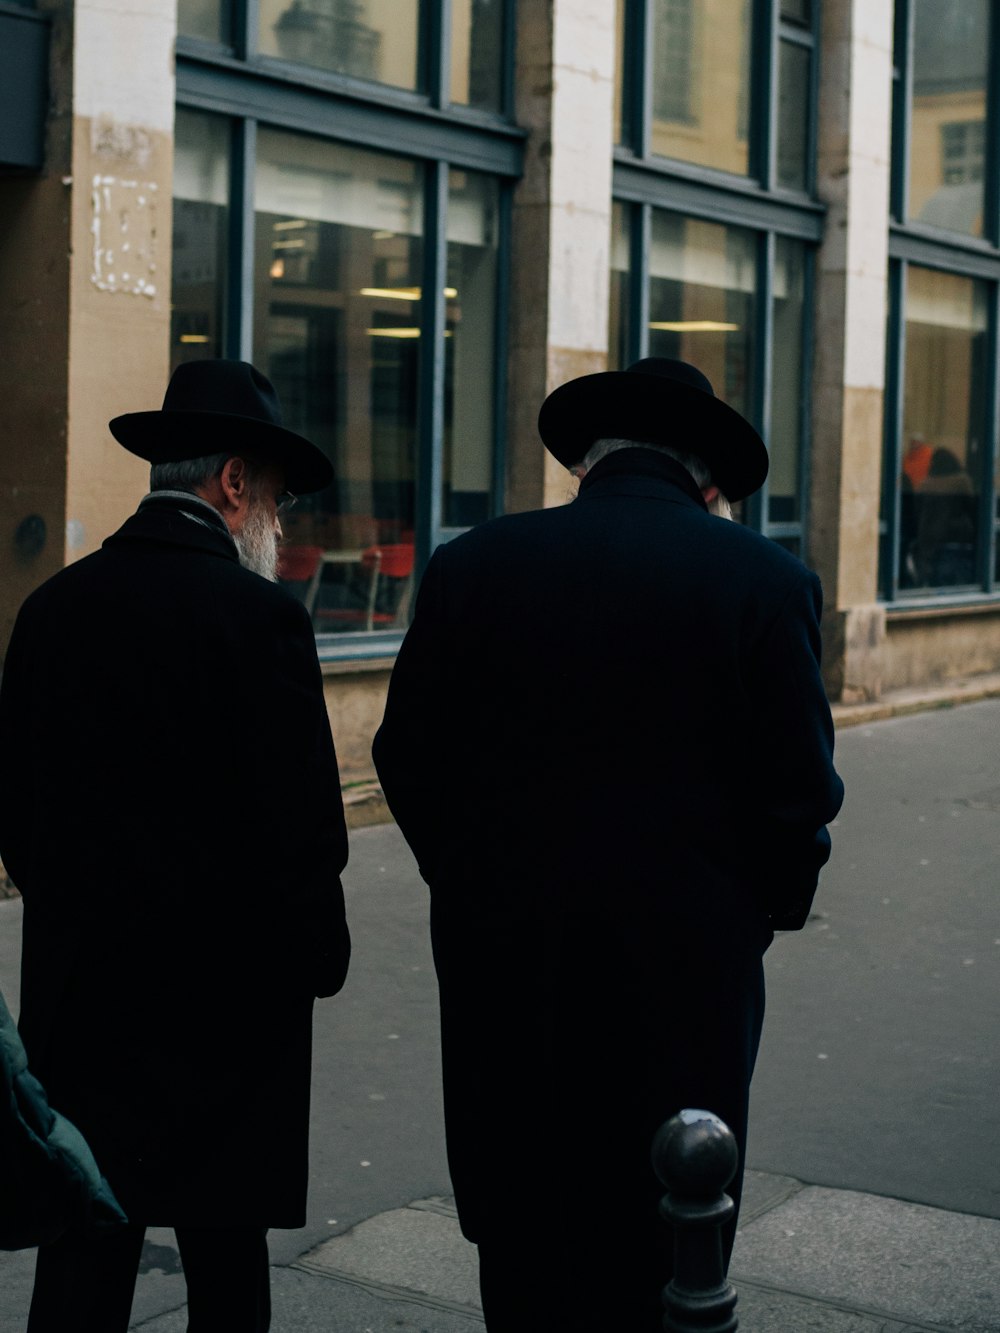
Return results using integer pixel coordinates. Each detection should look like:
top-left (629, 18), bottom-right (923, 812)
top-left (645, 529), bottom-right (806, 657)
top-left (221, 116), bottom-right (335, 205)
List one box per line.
top-left (574, 439), bottom-right (732, 519)
top-left (149, 452), bottom-right (276, 496)
top-left (149, 453), bottom-right (233, 494)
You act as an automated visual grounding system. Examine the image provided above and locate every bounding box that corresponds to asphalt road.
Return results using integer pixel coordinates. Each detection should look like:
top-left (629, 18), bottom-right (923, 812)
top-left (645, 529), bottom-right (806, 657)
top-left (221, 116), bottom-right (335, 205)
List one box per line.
top-left (1, 697), bottom-right (998, 1329)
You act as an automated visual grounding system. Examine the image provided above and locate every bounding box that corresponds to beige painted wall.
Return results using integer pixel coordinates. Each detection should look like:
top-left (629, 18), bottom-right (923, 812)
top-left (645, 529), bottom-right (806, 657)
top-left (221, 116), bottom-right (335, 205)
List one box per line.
top-left (883, 610), bottom-right (1000, 691)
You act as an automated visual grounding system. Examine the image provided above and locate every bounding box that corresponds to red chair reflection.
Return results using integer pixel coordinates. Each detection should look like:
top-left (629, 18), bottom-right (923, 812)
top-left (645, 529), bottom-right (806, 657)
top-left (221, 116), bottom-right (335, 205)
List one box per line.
top-left (315, 543), bottom-right (415, 633)
top-left (276, 544), bottom-right (324, 614)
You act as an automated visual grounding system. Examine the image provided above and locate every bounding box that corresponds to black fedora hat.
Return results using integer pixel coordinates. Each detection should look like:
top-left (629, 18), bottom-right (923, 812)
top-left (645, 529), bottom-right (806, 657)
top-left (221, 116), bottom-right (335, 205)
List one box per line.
top-left (537, 357), bottom-right (768, 501)
top-left (109, 359), bottom-right (333, 494)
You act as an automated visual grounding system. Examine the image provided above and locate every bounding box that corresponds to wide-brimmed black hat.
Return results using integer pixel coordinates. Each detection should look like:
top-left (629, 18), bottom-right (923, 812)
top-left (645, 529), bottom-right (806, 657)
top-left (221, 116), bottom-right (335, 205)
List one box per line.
top-left (537, 357), bottom-right (768, 501)
top-left (109, 359), bottom-right (333, 494)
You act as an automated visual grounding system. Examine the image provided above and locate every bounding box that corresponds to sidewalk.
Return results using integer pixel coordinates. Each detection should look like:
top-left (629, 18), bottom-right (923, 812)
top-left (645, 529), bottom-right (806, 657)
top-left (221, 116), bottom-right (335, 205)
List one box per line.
top-left (127, 1175), bottom-right (1000, 1331)
top-left (1, 696), bottom-right (999, 1332)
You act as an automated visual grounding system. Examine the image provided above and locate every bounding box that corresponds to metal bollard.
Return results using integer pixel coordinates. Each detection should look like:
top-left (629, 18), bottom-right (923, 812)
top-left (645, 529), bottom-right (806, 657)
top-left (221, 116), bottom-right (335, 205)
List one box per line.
top-left (651, 1109), bottom-right (739, 1333)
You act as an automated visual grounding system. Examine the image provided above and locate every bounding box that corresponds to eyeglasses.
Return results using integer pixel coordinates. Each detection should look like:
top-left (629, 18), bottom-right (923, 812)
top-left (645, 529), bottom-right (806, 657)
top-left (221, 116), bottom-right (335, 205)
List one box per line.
top-left (275, 491), bottom-right (297, 516)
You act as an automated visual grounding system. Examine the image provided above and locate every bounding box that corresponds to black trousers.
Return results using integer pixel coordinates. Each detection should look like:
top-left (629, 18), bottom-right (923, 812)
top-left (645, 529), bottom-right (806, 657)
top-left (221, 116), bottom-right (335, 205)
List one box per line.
top-left (27, 1224), bottom-right (270, 1332)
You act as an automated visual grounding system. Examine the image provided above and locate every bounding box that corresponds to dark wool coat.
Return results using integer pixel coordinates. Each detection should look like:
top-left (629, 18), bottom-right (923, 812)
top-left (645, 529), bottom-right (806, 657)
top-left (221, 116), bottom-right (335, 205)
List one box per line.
top-left (0, 493), bottom-right (350, 1228)
top-left (373, 450), bottom-right (843, 1297)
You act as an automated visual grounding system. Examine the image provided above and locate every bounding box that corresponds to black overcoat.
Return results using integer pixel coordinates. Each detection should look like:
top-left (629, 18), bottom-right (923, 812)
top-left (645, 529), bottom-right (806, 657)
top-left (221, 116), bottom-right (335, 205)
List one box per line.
top-left (373, 450), bottom-right (843, 1282)
top-left (0, 493), bottom-right (350, 1227)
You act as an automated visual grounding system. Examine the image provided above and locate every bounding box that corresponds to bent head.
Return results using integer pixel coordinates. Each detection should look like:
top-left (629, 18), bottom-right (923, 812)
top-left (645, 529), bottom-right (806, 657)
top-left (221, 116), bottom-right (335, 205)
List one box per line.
top-left (149, 453), bottom-right (291, 580)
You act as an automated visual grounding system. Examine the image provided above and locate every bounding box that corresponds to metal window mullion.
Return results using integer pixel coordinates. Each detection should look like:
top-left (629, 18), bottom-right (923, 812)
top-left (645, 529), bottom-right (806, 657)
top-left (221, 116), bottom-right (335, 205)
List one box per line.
top-left (427, 0), bottom-right (452, 109)
top-left (747, 229), bottom-right (774, 534)
top-left (797, 240), bottom-right (815, 559)
top-left (629, 202), bottom-right (651, 363)
top-left (890, 0), bottom-right (914, 223)
top-left (984, 0), bottom-right (1000, 246)
top-left (982, 282), bottom-right (1000, 592)
top-left (416, 160), bottom-right (448, 574)
top-left (491, 182), bottom-right (513, 517)
top-left (751, 0), bottom-right (778, 191)
top-left (631, 0), bottom-right (653, 160)
top-left (237, 0), bottom-right (257, 59)
top-left (882, 258), bottom-right (906, 601)
top-left (501, 0), bottom-right (517, 121)
top-left (226, 116), bottom-right (256, 362)
top-left (805, 0), bottom-right (821, 196)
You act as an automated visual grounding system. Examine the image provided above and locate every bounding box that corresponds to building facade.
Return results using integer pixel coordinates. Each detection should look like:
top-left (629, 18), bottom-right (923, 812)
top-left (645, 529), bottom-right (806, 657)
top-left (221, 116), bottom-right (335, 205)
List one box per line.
top-left (1, 0), bottom-right (998, 778)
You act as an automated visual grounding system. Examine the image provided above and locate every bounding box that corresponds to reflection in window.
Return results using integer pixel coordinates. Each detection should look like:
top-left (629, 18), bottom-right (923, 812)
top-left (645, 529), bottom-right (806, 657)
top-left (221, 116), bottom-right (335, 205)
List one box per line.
top-left (444, 171), bottom-right (498, 526)
top-left (907, 0), bottom-right (989, 236)
top-left (769, 238), bottom-right (805, 524)
top-left (171, 110), bottom-right (229, 371)
top-left (451, 0), bottom-right (505, 112)
top-left (608, 201), bottom-right (630, 370)
top-left (258, 0), bottom-right (420, 91)
top-left (255, 130), bottom-right (423, 633)
top-left (899, 267), bottom-right (986, 591)
top-left (177, 0), bottom-right (228, 43)
top-left (647, 212), bottom-right (755, 431)
top-left (650, 0), bottom-right (751, 177)
top-left (776, 37), bottom-right (809, 190)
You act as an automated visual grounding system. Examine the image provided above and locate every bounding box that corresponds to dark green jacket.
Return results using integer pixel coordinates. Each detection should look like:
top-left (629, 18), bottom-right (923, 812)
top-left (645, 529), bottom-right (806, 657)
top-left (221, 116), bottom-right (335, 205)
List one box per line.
top-left (0, 990), bottom-right (126, 1249)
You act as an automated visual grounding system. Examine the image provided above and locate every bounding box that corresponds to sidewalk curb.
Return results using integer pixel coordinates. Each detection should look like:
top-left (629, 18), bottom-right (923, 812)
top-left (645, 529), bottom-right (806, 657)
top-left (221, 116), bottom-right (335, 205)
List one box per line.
top-left (831, 672), bottom-right (1000, 729)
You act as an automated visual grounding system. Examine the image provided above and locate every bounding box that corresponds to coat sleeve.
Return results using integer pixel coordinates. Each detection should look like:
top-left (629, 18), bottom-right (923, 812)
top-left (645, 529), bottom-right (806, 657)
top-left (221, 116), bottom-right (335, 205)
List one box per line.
top-left (744, 570), bottom-right (845, 930)
top-left (261, 596), bottom-right (352, 998)
top-left (0, 600), bottom-right (39, 898)
top-left (372, 548), bottom-right (452, 883)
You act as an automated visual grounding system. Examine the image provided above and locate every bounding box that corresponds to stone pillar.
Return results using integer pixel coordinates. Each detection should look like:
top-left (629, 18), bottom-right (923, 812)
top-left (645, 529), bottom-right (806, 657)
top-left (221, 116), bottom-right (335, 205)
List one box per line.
top-left (808, 0), bottom-right (894, 702)
top-left (0, 0), bottom-right (174, 656)
top-left (506, 0), bottom-right (616, 514)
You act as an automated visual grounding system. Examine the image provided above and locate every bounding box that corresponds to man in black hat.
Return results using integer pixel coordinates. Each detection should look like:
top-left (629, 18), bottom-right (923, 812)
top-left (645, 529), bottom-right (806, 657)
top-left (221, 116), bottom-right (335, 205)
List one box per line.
top-left (0, 360), bottom-right (351, 1331)
top-left (373, 358), bottom-right (844, 1330)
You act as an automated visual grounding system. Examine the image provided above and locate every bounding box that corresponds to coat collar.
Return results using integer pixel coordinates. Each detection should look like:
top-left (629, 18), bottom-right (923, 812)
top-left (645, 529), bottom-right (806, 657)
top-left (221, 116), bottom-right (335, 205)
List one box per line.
top-left (103, 491), bottom-right (240, 562)
top-left (576, 448), bottom-right (708, 511)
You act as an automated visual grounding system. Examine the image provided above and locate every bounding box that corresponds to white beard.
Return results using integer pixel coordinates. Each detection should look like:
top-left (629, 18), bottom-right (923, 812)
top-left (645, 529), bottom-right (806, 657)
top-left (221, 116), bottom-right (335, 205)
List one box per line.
top-left (233, 498), bottom-right (279, 582)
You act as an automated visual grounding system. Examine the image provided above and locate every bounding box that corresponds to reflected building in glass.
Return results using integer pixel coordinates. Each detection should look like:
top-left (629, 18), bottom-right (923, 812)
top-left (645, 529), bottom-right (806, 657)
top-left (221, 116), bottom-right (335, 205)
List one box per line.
top-left (10, 0), bottom-right (1000, 773)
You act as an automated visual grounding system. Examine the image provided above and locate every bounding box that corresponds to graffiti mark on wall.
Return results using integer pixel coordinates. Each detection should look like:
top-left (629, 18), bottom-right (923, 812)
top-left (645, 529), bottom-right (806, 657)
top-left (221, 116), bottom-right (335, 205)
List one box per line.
top-left (90, 176), bottom-right (158, 297)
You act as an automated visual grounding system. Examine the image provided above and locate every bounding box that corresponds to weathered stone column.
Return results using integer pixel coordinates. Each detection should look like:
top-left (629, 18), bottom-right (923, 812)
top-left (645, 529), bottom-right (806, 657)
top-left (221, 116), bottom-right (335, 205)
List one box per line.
top-left (0, 0), bottom-right (174, 655)
top-left (808, 0), bottom-right (894, 702)
top-left (506, 0), bottom-right (616, 514)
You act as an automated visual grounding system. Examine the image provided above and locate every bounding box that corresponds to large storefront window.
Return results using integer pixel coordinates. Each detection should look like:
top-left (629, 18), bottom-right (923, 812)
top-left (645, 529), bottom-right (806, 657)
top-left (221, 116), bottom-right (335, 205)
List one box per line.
top-left (173, 2), bottom-right (518, 650)
top-left (883, 0), bottom-right (1000, 603)
top-left (894, 267), bottom-right (987, 593)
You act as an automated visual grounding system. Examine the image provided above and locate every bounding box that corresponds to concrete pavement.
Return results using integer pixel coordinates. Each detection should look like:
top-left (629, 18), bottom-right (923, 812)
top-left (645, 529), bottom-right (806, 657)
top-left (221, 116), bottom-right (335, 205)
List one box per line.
top-left (2, 698), bottom-right (1000, 1330)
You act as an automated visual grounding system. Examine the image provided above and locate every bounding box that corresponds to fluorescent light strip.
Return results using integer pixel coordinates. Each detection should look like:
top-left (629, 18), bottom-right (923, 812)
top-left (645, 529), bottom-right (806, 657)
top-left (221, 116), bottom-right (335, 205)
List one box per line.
top-left (648, 321), bottom-right (740, 332)
top-left (359, 287), bottom-right (459, 301)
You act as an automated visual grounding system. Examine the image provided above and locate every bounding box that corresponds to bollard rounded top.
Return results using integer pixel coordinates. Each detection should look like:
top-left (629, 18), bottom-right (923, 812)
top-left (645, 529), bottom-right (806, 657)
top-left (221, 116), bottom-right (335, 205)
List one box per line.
top-left (651, 1109), bottom-right (738, 1195)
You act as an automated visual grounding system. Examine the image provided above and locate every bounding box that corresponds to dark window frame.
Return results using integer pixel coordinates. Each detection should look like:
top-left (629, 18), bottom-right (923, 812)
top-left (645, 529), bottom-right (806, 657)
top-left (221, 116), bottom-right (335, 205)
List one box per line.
top-left (174, 0), bottom-right (523, 659)
top-left (613, 0), bottom-right (821, 553)
top-left (881, 0), bottom-right (1000, 605)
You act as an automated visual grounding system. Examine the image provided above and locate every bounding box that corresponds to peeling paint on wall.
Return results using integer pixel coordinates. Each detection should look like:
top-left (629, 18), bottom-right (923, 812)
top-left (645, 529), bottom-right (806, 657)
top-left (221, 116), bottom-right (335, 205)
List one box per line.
top-left (90, 175), bottom-right (158, 297)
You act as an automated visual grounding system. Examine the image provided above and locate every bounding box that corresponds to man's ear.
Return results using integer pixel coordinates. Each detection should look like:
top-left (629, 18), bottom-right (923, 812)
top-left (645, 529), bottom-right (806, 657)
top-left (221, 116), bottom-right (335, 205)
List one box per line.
top-left (220, 456), bottom-right (249, 508)
top-left (701, 483), bottom-right (720, 505)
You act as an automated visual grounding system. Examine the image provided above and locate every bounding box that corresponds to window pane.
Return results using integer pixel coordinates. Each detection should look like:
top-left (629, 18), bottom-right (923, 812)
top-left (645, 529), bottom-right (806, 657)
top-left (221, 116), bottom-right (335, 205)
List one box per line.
top-left (451, 0), bottom-right (504, 112)
top-left (776, 38), bottom-right (809, 191)
top-left (178, 0), bottom-right (228, 43)
top-left (651, 0), bottom-right (751, 177)
top-left (444, 170), bottom-right (498, 527)
top-left (258, 0), bottom-right (420, 91)
top-left (255, 129), bottom-right (423, 633)
top-left (899, 266), bottom-right (987, 591)
top-left (769, 238), bottom-right (806, 524)
top-left (908, 0), bottom-right (989, 236)
top-left (648, 212), bottom-right (755, 428)
top-left (780, 0), bottom-right (810, 23)
top-left (608, 200), bottom-right (630, 370)
top-left (171, 110), bottom-right (229, 372)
